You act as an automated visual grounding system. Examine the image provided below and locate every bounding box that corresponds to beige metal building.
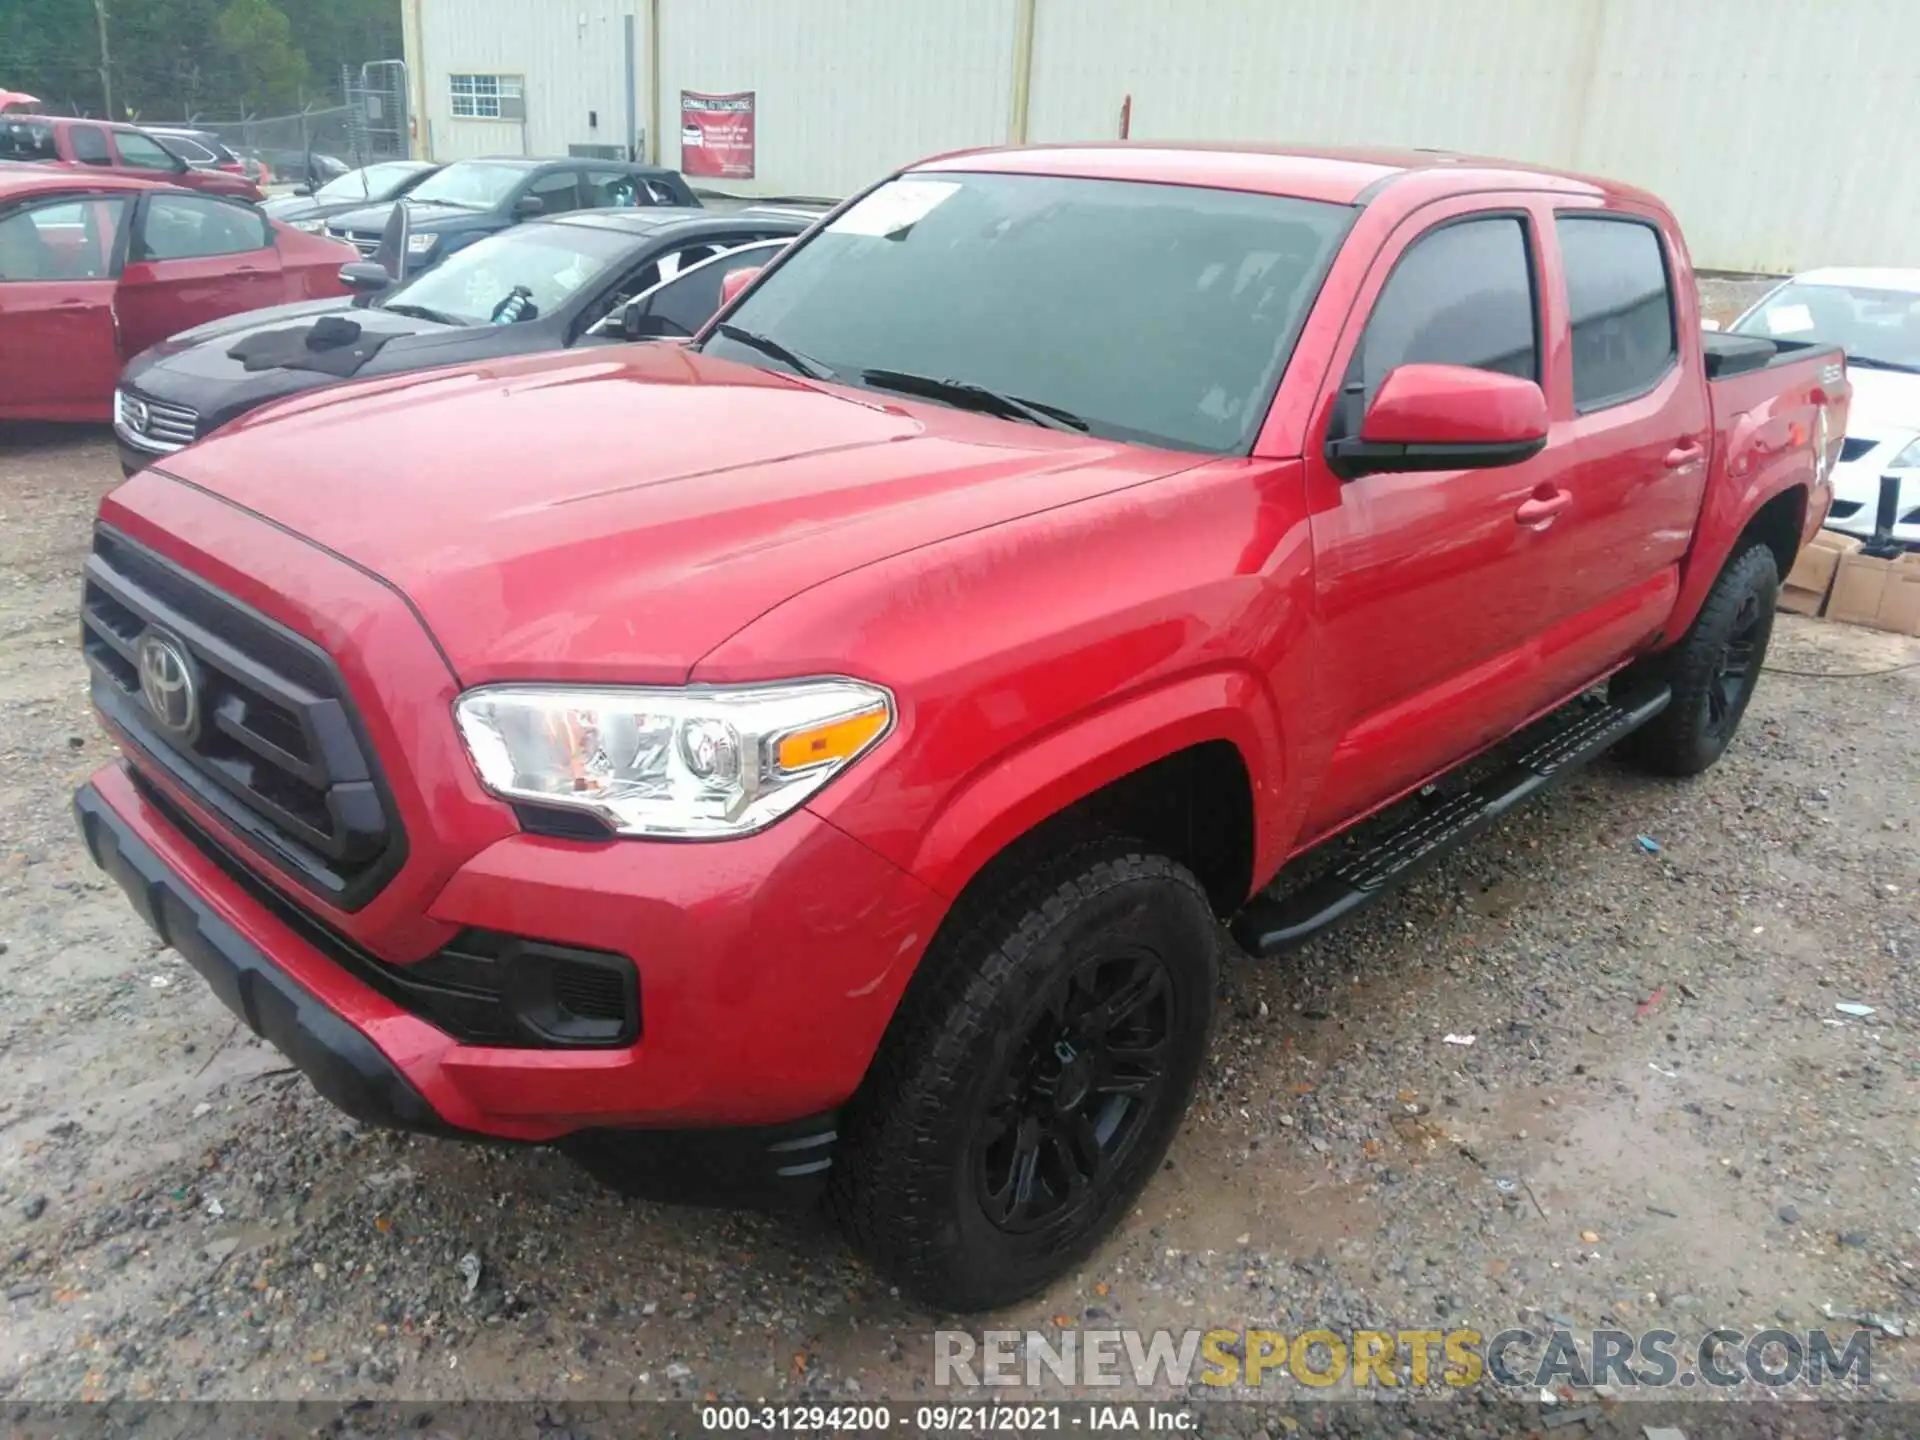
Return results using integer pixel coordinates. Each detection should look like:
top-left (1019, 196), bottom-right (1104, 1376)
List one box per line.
top-left (399, 0), bottom-right (1917, 273)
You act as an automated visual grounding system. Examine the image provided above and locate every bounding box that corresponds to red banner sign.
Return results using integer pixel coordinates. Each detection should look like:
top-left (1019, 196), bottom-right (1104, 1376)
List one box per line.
top-left (679, 90), bottom-right (756, 180)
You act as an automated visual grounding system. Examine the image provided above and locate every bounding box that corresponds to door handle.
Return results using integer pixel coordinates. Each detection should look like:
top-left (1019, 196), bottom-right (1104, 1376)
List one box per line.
top-left (1664, 439), bottom-right (1705, 468)
top-left (1515, 490), bottom-right (1571, 527)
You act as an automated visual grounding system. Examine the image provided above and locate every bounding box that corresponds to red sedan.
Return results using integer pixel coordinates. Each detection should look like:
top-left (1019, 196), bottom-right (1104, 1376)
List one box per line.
top-left (0, 170), bottom-right (357, 423)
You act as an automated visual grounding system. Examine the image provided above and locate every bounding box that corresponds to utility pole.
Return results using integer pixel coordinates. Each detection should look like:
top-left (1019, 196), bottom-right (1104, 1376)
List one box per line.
top-left (94, 0), bottom-right (113, 117)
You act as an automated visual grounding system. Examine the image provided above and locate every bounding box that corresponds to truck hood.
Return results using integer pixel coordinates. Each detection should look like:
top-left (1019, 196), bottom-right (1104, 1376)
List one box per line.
top-left (1843, 366), bottom-right (1920, 438)
top-left (153, 344), bottom-right (1193, 684)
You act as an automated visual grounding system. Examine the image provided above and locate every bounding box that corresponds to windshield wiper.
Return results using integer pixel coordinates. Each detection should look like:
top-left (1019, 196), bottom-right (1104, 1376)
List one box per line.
top-left (1846, 354), bottom-right (1920, 374)
top-left (712, 322), bottom-right (839, 382)
top-left (858, 368), bottom-right (1089, 434)
top-left (381, 302), bottom-right (462, 326)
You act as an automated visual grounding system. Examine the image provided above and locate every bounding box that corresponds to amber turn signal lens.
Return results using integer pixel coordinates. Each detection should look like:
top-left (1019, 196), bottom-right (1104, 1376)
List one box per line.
top-left (776, 706), bottom-right (888, 773)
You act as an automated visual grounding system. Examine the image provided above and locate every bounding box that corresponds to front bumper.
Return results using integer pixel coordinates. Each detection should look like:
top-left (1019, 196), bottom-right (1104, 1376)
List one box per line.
top-left (75, 778), bottom-right (452, 1137)
top-left (75, 760), bottom-right (943, 1204)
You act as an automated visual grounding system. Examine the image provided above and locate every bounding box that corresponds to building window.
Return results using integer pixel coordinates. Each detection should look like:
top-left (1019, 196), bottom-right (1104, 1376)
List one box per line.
top-left (450, 73), bottom-right (522, 119)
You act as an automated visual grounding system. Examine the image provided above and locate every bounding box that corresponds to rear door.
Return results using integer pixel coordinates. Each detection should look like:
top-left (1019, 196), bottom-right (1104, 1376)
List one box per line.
top-left (0, 193), bottom-right (129, 419)
top-left (116, 192), bottom-right (283, 355)
top-left (1541, 209), bottom-right (1708, 631)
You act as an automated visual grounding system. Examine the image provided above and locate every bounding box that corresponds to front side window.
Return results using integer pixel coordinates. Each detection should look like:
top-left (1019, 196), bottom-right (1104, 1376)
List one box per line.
top-left (523, 170), bottom-right (583, 216)
top-left (138, 194), bottom-right (269, 261)
top-left (1731, 280), bottom-right (1920, 373)
top-left (1557, 215), bottom-right (1677, 409)
top-left (69, 125), bottom-right (111, 165)
top-left (114, 130), bottom-right (180, 172)
top-left (703, 171), bottom-right (1354, 454)
top-left (1354, 215), bottom-right (1539, 409)
top-left (644, 243), bottom-right (783, 336)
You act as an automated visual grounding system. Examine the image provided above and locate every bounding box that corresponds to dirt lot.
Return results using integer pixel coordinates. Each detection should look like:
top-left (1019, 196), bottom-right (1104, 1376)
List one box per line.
top-left (1, 402), bottom-right (1915, 1415)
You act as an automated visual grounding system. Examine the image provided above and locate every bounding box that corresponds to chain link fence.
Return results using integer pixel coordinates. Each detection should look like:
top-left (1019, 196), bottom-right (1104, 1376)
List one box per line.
top-left (196, 64), bottom-right (410, 186)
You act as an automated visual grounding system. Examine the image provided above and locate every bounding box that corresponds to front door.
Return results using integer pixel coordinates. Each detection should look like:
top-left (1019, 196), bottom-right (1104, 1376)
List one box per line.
top-left (0, 193), bottom-right (129, 420)
top-left (115, 192), bottom-right (283, 356)
top-left (1295, 200), bottom-right (1576, 842)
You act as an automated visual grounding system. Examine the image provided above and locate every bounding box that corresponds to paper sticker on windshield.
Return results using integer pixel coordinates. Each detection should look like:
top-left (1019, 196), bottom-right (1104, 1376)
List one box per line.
top-left (1765, 303), bottom-right (1815, 336)
top-left (829, 180), bottom-right (959, 238)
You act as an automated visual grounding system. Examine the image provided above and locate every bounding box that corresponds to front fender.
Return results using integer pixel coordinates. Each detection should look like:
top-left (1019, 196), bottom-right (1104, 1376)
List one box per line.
top-left (899, 667), bottom-right (1288, 905)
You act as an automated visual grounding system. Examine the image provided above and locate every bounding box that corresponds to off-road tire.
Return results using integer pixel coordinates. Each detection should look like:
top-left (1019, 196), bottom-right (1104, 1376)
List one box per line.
top-left (828, 836), bottom-right (1217, 1313)
top-left (1617, 541), bottom-right (1779, 777)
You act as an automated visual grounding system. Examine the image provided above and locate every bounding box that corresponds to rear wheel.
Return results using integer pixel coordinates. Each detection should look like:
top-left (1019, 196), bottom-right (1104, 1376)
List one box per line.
top-left (830, 838), bottom-right (1216, 1312)
top-left (1618, 541), bottom-right (1778, 776)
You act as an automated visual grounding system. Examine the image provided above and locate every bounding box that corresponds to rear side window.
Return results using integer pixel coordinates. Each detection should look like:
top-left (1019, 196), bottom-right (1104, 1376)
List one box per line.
top-left (1354, 215), bottom-right (1538, 406)
top-left (0, 119), bottom-right (57, 162)
top-left (1556, 215), bottom-right (1677, 410)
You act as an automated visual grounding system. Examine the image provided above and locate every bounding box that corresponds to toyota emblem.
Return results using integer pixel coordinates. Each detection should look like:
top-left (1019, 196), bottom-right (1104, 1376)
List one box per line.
top-left (136, 631), bottom-right (201, 743)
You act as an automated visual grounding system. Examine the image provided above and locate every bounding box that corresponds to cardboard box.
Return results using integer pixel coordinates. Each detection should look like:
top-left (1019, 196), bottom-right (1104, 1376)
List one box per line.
top-left (1779, 531), bottom-right (1861, 616)
top-left (1826, 549), bottom-right (1920, 635)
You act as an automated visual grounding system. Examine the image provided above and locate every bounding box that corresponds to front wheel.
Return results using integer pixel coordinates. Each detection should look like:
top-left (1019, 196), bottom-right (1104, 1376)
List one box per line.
top-left (1618, 541), bottom-right (1778, 776)
top-left (830, 838), bottom-right (1217, 1312)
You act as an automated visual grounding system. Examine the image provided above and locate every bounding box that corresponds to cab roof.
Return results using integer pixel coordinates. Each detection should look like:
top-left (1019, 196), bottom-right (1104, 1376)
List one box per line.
top-left (914, 141), bottom-right (1656, 210)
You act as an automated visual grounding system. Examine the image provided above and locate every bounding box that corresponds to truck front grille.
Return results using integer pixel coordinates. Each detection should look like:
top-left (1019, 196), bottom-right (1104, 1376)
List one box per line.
top-left (81, 526), bottom-right (404, 911)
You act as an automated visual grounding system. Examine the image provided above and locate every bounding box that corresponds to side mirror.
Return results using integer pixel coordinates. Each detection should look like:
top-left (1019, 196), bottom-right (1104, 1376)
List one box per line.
top-left (1701, 318), bottom-right (1723, 331)
top-left (514, 194), bottom-right (546, 217)
top-left (1328, 363), bottom-right (1548, 479)
top-left (339, 260), bottom-right (391, 295)
top-left (291, 184), bottom-right (311, 197)
top-left (621, 300), bottom-right (688, 341)
top-left (719, 264), bottom-right (764, 308)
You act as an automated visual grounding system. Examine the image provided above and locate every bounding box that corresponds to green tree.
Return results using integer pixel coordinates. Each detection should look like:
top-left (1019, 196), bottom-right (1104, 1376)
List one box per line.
top-left (213, 0), bottom-right (306, 112)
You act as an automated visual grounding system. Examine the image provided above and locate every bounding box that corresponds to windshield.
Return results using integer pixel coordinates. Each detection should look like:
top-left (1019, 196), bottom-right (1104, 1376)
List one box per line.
top-left (1732, 281), bottom-right (1920, 370)
top-left (408, 162), bottom-right (523, 209)
top-left (381, 221), bottom-right (633, 326)
top-left (315, 162), bottom-right (421, 203)
top-left (699, 172), bottom-right (1353, 453)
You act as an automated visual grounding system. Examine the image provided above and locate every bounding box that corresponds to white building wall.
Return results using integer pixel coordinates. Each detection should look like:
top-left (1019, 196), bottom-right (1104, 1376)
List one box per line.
top-left (413, 0), bottom-right (645, 164)
top-left (655, 0), bottom-right (1018, 199)
top-left (405, 0), bottom-right (1920, 272)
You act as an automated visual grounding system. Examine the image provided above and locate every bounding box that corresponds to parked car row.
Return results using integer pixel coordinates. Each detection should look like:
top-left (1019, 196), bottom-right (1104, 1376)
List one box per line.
top-left (115, 204), bottom-right (815, 470)
top-left (1, 113), bottom-right (263, 200)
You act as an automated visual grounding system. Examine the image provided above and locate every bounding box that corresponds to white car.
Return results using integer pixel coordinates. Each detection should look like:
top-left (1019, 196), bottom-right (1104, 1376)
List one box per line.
top-left (1726, 267), bottom-right (1920, 546)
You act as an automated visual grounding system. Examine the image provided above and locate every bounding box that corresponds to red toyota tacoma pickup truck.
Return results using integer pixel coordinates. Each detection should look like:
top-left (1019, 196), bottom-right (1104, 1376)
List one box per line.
top-left (2, 114), bottom-right (263, 201)
top-left (74, 144), bottom-right (1846, 1311)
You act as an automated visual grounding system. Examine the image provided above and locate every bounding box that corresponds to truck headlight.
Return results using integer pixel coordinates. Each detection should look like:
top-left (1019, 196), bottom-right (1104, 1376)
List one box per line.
top-left (453, 679), bottom-right (893, 838)
top-left (406, 232), bottom-right (440, 255)
top-left (291, 218), bottom-right (328, 233)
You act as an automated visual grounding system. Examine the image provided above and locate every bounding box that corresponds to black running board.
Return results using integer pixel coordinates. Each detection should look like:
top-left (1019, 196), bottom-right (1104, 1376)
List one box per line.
top-left (1230, 685), bottom-right (1671, 956)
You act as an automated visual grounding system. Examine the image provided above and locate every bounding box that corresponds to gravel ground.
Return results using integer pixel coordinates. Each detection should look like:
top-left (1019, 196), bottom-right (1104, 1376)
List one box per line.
top-left (1, 403), bottom-right (1914, 1419)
